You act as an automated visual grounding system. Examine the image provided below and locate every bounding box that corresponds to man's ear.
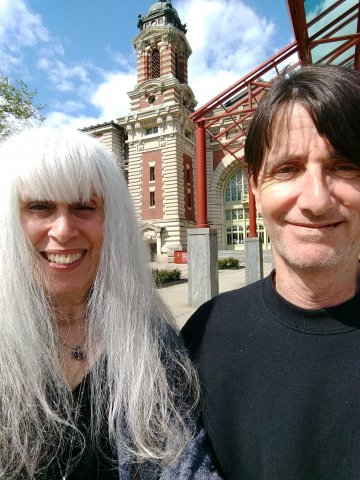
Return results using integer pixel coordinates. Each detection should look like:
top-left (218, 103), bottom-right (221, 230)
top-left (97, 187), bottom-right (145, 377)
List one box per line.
top-left (249, 175), bottom-right (262, 215)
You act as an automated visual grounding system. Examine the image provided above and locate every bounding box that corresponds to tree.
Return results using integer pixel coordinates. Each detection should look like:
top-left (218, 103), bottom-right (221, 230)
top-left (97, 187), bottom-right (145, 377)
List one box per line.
top-left (0, 76), bottom-right (45, 141)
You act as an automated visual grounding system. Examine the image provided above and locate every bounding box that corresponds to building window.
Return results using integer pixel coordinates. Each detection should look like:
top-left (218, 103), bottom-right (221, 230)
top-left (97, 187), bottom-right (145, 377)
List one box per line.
top-left (226, 225), bottom-right (244, 246)
top-left (175, 52), bottom-right (185, 84)
top-left (187, 190), bottom-right (191, 208)
top-left (224, 168), bottom-right (248, 203)
top-left (185, 130), bottom-right (193, 141)
top-left (146, 127), bottom-right (158, 135)
top-left (150, 165), bottom-right (155, 182)
top-left (186, 164), bottom-right (191, 184)
top-left (150, 49), bottom-right (160, 78)
top-left (150, 191), bottom-right (155, 207)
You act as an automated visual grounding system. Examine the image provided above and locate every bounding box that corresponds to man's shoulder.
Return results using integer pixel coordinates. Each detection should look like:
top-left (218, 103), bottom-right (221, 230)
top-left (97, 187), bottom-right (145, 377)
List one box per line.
top-left (187, 276), bottom-right (265, 320)
top-left (181, 276), bottom-right (266, 350)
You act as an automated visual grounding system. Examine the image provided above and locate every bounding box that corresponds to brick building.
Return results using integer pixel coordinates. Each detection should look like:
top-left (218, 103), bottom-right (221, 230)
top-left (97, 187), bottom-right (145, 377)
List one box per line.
top-left (82, 0), bottom-right (269, 262)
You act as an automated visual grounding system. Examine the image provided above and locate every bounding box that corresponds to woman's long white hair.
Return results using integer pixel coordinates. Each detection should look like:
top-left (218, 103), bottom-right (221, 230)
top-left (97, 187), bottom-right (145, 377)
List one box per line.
top-left (0, 127), bottom-right (199, 478)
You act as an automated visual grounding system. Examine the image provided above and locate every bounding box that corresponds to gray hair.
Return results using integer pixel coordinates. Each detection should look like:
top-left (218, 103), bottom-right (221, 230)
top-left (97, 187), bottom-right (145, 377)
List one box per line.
top-left (0, 127), bottom-right (199, 478)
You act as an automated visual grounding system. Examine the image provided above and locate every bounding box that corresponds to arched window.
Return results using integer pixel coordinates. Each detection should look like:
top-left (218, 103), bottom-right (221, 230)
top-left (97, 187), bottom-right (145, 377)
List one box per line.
top-left (150, 49), bottom-right (160, 78)
top-left (175, 52), bottom-right (185, 84)
top-left (224, 169), bottom-right (248, 204)
top-left (223, 168), bottom-right (270, 250)
top-left (223, 168), bottom-right (250, 249)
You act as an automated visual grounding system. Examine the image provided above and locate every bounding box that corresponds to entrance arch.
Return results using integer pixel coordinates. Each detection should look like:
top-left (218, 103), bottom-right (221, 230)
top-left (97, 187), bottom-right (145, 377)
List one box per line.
top-left (222, 168), bottom-right (271, 250)
top-left (223, 168), bottom-right (249, 250)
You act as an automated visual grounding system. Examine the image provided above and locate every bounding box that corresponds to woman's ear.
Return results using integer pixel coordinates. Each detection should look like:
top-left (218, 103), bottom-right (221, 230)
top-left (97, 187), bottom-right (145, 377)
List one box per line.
top-left (249, 176), bottom-right (262, 215)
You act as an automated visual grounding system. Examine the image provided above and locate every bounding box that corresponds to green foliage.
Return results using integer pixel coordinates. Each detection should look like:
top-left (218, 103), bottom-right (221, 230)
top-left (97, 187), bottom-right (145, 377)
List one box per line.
top-left (218, 257), bottom-right (240, 269)
top-left (152, 268), bottom-right (181, 286)
top-left (0, 76), bottom-right (45, 136)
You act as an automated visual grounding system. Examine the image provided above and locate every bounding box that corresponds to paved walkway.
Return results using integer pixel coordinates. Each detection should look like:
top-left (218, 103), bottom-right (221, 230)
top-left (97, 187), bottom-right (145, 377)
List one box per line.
top-left (152, 260), bottom-right (273, 329)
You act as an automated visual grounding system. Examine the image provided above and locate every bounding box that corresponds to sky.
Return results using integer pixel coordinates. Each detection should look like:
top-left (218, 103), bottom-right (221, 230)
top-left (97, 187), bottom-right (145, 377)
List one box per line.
top-left (0, 0), bottom-right (295, 129)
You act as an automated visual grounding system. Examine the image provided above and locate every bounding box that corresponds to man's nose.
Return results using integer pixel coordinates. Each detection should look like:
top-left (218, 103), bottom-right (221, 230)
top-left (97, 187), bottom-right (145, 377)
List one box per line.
top-left (297, 168), bottom-right (334, 216)
top-left (48, 210), bottom-right (79, 242)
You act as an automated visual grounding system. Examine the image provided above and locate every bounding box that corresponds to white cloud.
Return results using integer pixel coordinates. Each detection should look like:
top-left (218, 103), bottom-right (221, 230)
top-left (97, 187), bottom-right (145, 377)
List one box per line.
top-left (44, 69), bottom-right (136, 128)
top-left (50, 99), bottom-right (86, 114)
top-left (175, 0), bottom-right (278, 106)
top-left (44, 111), bottom-right (101, 129)
top-left (37, 58), bottom-right (91, 92)
top-left (0, 0), bottom-right (49, 73)
top-left (91, 70), bottom-right (136, 119)
top-left (1, 0), bottom-right (290, 128)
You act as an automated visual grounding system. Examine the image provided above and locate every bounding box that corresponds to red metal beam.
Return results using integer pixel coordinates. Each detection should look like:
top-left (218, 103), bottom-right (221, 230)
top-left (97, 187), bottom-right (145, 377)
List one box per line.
top-left (248, 185), bottom-right (257, 238)
top-left (190, 41), bottom-right (299, 123)
top-left (195, 124), bottom-right (209, 228)
top-left (355, 2), bottom-right (360, 69)
top-left (287, 0), bottom-right (311, 64)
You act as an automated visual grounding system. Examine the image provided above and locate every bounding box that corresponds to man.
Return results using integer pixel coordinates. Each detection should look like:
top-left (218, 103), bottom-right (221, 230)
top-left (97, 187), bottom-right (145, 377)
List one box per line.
top-left (181, 64), bottom-right (360, 479)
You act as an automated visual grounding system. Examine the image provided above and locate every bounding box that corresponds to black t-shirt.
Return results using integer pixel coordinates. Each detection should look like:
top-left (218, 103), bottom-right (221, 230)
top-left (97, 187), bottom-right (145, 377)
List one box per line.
top-left (44, 376), bottom-right (119, 480)
top-left (181, 274), bottom-right (360, 480)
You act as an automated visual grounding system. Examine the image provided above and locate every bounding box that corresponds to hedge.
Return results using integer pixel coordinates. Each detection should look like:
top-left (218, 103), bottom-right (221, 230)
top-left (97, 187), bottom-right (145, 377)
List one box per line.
top-left (152, 268), bottom-right (181, 286)
top-left (218, 257), bottom-right (240, 269)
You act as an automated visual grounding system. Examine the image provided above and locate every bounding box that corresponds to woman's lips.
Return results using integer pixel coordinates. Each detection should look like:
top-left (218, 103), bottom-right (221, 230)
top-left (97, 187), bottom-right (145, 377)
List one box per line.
top-left (42, 251), bottom-right (86, 265)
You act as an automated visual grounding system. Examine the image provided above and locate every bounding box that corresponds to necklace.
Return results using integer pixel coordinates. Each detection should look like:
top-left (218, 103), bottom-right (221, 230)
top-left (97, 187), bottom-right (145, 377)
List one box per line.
top-left (62, 340), bottom-right (86, 361)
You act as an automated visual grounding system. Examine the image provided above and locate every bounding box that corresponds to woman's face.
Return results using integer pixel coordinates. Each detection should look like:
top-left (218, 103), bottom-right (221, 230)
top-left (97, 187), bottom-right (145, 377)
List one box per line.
top-left (20, 196), bottom-right (104, 302)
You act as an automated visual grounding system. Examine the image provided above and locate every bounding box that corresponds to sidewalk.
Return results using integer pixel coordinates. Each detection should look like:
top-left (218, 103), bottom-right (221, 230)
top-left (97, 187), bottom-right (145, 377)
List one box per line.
top-left (152, 261), bottom-right (273, 329)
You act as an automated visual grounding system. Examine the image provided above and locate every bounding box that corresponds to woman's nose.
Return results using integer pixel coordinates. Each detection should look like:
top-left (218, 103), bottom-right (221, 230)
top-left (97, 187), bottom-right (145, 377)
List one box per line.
top-left (48, 209), bottom-right (79, 242)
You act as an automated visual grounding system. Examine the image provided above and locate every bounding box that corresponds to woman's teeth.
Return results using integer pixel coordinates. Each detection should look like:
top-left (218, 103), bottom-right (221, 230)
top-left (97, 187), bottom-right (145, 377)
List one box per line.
top-left (45, 252), bottom-right (83, 265)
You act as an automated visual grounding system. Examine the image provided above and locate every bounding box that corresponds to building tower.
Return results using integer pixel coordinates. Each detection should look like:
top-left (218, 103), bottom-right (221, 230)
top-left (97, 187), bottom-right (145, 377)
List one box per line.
top-left (119, 0), bottom-right (197, 262)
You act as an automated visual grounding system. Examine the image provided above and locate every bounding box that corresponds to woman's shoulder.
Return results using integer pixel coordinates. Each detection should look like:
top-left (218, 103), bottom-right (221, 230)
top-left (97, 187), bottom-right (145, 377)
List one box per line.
top-left (118, 426), bottom-right (223, 480)
top-left (159, 427), bottom-right (222, 479)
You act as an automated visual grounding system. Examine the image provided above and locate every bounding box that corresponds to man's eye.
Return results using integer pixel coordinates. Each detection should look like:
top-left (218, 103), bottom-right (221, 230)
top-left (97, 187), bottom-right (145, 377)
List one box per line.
top-left (278, 165), bottom-right (297, 173)
top-left (336, 164), bottom-right (357, 171)
top-left (332, 163), bottom-right (360, 176)
top-left (272, 165), bottom-right (299, 176)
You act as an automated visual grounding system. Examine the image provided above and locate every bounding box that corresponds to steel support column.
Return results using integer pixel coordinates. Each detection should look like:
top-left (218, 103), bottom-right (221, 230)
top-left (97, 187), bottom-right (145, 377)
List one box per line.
top-left (195, 123), bottom-right (209, 228)
top-left (248, 184), bottom-right (257, 238)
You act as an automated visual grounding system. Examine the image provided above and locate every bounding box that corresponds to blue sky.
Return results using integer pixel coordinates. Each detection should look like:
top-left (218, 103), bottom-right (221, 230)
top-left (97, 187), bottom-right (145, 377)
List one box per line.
top-left (0, 0), bottom-right (295, 129)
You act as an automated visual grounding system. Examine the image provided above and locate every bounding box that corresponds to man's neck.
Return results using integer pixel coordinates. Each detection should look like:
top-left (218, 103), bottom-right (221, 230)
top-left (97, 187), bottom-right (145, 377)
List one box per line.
top-left (273, 258), bottom-right (359, 309)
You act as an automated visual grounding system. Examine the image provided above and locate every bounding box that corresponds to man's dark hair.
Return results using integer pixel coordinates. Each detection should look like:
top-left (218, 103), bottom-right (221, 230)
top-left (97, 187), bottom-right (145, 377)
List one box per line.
top-left (245, 64), bottom-right (360, 185)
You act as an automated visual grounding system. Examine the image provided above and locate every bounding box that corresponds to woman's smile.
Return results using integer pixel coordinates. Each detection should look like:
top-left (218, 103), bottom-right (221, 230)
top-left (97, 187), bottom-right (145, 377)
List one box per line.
top-left (20, 198), bottom-right (104, 300)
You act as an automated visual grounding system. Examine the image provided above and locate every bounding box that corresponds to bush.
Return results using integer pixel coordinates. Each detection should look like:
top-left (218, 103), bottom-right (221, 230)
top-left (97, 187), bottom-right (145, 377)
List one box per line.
top-left (218, 257), bottom-right (240, 270)
top-left (152, 268), bottom-right (181, 286)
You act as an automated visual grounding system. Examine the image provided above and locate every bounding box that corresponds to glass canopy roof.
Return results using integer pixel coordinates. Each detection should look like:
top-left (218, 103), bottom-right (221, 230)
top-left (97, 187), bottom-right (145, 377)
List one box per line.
top-left (289, 0), bottom-right (360, 68)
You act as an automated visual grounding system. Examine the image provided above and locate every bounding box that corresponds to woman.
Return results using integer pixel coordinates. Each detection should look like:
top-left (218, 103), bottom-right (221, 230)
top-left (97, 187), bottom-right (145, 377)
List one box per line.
top-left (0, 127), bottom-right (220, 479)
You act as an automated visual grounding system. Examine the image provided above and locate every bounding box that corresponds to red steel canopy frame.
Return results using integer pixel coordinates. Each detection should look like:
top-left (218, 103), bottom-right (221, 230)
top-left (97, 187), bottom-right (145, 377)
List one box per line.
top-left (191, 0), bottom-right (360, 235)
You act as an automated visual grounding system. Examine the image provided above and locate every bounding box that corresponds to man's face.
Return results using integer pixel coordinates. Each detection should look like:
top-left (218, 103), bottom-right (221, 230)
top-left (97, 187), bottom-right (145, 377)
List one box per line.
top-left (252, 103), bottom-right (360, 273)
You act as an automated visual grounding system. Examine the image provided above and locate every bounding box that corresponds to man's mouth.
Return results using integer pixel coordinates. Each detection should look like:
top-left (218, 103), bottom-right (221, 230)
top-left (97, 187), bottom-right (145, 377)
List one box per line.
top-left (43, 251), bottom-right (85, 265)
top-left (292, 221), bottom-right (342, 229)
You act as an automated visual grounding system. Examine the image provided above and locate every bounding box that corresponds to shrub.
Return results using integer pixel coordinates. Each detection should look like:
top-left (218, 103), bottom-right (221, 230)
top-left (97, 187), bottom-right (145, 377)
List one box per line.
top-left (152, 268), bottom-right (181, 286)
top-left (218, 257), bottom-right (240, 270)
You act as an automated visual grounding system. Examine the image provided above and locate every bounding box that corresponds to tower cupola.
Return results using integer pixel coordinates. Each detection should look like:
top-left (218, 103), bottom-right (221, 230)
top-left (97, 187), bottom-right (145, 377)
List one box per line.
top-left (137, 0), bottom-right (187, 33)
top-left (130, 0), bottom-right (196, 112)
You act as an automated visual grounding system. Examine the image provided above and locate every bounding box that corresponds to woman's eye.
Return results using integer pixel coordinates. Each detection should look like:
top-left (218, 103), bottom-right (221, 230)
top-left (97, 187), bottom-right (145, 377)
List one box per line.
top-left (27, 202), bottom-right (52, 210)
top-left (74, 203), bottom-right (96, 211)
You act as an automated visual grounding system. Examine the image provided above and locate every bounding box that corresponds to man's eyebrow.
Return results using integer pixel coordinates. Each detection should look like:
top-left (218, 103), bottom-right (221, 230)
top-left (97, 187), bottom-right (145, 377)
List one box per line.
top-left (328, 151), bottom-right (348, 160)
top-left (262, 154), bottom-right (303, 174)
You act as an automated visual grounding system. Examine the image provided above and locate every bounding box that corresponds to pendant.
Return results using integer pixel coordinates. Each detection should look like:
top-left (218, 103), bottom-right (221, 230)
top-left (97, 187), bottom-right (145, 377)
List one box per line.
top-left (72, 347), bottom-right (86, 360)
